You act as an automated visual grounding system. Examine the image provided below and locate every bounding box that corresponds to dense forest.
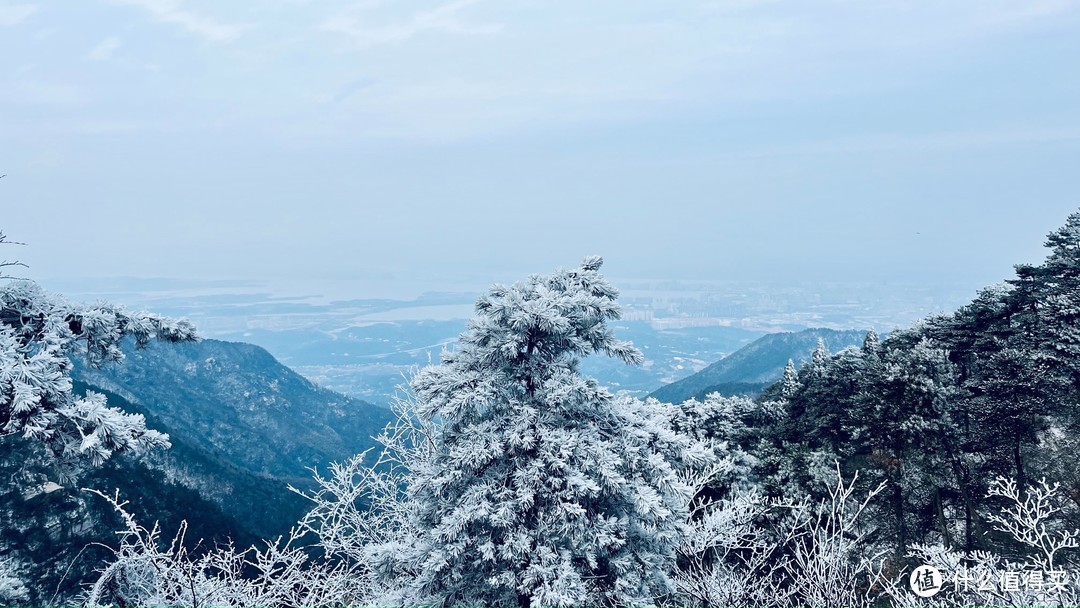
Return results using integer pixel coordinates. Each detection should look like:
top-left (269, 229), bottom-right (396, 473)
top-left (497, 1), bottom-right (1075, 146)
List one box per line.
top-left (4, 213), bottom-right (1080, 606)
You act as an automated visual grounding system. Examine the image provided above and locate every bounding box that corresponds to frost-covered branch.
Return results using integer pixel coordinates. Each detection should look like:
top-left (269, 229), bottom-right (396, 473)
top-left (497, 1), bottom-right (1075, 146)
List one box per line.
top-left (0, 231), bottom-right (28, 281)
top-left (985, 476), bottom-right (1080, 570)
top-left (85, 489), bottom-right (365, 608)
top-left (674, 465), bottom-right (885, 608)
top-left (783, 467), bottom-right (886, 608)
top-left (674, 489), bottom-right (796, 608)
top-left (0, 281), bottom-right (197, 467)
top-left (876, 475), bottom-right (1080, 608)
top-left (290, 394), bottom-right (435, 603)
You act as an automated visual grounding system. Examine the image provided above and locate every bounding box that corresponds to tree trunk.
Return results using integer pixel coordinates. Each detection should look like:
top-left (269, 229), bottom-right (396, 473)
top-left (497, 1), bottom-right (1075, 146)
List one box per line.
top-left (891, 461), bottom-right (907, 559)
top-left (1014, 432), bottom-right (1026, 498)
top-left (935, 487), bottom-right (953, 549)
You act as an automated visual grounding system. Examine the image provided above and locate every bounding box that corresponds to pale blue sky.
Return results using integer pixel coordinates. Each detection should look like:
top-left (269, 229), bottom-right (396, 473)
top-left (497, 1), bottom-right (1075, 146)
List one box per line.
top-left (1, 0), bottom-right (1079, 292)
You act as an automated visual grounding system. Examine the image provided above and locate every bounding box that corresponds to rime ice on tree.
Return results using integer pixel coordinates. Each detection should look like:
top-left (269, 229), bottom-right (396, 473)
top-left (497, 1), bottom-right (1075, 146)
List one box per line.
top-left (382, 256), bottom-right (703, 607)
top-left (0, 281), bottom-right (197, 468)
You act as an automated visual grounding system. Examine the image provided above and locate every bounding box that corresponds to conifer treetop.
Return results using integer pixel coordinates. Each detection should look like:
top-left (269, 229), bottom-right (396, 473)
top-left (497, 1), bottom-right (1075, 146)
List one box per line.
top-left (412, 256), bottom-right (643, 421)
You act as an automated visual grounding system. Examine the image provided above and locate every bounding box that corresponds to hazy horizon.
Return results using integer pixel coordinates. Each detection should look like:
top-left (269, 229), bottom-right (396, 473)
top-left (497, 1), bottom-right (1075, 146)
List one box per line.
top-left (2, 1), bottom-right (1078, 292)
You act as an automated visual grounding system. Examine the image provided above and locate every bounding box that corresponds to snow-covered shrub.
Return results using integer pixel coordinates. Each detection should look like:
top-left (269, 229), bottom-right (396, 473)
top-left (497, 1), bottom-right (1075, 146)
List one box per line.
top-left (674, 465), bottom-right (885, 608)
top-left (782, 469), bottom-right (886, 608)
top-left (876, 476), bottom-right (1080, 608)
top-left (673, 488), bottom-right (795, 607)
top-left (85, 489), bottom-right (363, 608)
top-left (290, 394), bottom-right (436, 604)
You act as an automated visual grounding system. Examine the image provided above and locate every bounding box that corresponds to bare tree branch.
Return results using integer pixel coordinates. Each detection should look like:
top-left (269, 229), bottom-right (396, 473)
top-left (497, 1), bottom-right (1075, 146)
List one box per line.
top-left (0, 231), bottom-right (28, 280)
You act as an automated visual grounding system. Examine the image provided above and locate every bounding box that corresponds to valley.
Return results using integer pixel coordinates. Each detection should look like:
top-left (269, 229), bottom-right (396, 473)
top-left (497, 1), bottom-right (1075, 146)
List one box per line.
top-left (48, 277), bottom-right (978, 404)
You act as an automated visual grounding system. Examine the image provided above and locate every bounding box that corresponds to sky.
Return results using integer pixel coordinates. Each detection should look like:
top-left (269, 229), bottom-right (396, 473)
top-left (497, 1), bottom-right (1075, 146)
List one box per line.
top-left (1, 0), bottom-right (1079, 295)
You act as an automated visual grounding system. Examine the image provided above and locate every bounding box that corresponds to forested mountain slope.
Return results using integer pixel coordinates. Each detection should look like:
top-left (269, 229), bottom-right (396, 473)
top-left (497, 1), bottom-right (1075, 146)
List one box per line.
top-left (73, 339), bottom-right (392, 486)
top-left (1, 338), bottom-right (392, 604)
top-left (649, 328), bottom-right (867, 403)
top-left (749, 212), bottom-right (1080, 558)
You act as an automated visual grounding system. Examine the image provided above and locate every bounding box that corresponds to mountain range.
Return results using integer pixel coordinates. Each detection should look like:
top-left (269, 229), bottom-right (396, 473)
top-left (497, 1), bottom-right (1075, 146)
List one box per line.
top-left (648, 328), bottom-right (870, 403)
top-left (1, 338), bottom-right (392, 604)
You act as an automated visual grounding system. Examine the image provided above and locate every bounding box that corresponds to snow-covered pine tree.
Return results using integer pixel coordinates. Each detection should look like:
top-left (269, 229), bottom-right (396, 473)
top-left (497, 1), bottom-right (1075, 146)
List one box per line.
top-left (0, 280), bottom-right (197, 468)
top-left (810, 337), bottom-right (829, 369)
top-left (779, 359), bottom-right (800, 400)
top-left (862, 329), bottom-right (881, 355)
top-left (382, 257), bottom-right (701, 608)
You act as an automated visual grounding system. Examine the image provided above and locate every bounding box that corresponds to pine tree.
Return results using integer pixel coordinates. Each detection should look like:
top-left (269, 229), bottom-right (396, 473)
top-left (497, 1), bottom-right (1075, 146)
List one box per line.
top-left (811, 337), bottom-right (829, 368)
top-left (0, 280), bottom-right (197, 469)
top-left (381, 257), bottom-right (699, 607)
top-left (876, 338), bottom-right (961, 554)
top-left (780, 359), bottom-right (800, 400)
top-left (862, 329), bottom-right (881, 355)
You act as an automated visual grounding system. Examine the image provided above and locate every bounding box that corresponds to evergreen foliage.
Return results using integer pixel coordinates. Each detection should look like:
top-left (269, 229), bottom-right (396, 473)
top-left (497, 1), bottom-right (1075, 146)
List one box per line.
top-left (0, 281), bottom-right (196, 469)
top-left (381, 257), bottom-right (707, 607)
top-left (750, 210), bottom-right (1080, 563)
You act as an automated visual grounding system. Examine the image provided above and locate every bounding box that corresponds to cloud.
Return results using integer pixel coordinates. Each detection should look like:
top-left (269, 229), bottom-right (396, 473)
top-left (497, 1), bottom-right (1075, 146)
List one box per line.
top-left (0, 3), bottom-right (36, 26)
top-left (660, 126), bottom-right (1080, 165)
top-left (977, 0), bottom-right (1080, 23)
top-left (86, 36), bottom-right (122, 61)
top-left (0, 80), bottom-right (86, 105)
top-left (329, 76), bottom-right (377, 104)
top-left (322, 0), bottom-right (502, 49)
top-left (109, 0), bottom-right (250, 42)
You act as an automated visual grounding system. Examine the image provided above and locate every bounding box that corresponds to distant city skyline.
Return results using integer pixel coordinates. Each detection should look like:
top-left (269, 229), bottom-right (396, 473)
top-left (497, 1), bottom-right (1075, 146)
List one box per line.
top-left (2, 1), bottom-right (1078, 292)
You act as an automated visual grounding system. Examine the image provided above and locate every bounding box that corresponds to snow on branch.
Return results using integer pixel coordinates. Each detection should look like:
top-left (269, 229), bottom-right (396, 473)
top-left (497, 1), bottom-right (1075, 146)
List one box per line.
top-left (1, 280), bottom-right (197, 467)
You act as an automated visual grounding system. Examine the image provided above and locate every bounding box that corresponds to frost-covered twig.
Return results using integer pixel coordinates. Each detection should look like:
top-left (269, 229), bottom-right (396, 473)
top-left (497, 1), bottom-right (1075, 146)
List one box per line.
top-left (84, 488), bottom-right (365, 608)
top-left (985, 476), bottom-right (1080, 570)
top-left (875, 475), bottom-right (1080, 608)
top-left (674, 464), bottom-right (885, 608)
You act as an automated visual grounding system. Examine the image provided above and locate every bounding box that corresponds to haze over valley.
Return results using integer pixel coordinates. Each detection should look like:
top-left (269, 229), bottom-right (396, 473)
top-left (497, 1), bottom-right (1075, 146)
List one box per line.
top-left (47, 275), bottom-right (979, 403)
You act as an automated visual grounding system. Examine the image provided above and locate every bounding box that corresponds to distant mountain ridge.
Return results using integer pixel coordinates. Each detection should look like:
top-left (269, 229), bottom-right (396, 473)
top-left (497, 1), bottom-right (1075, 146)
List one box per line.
top-left (74, 339), bottom-right (391, 482)
top-left (71, 339), bottom-right (393, 540)
top-left (648, 328), bottom-right (869, 403)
